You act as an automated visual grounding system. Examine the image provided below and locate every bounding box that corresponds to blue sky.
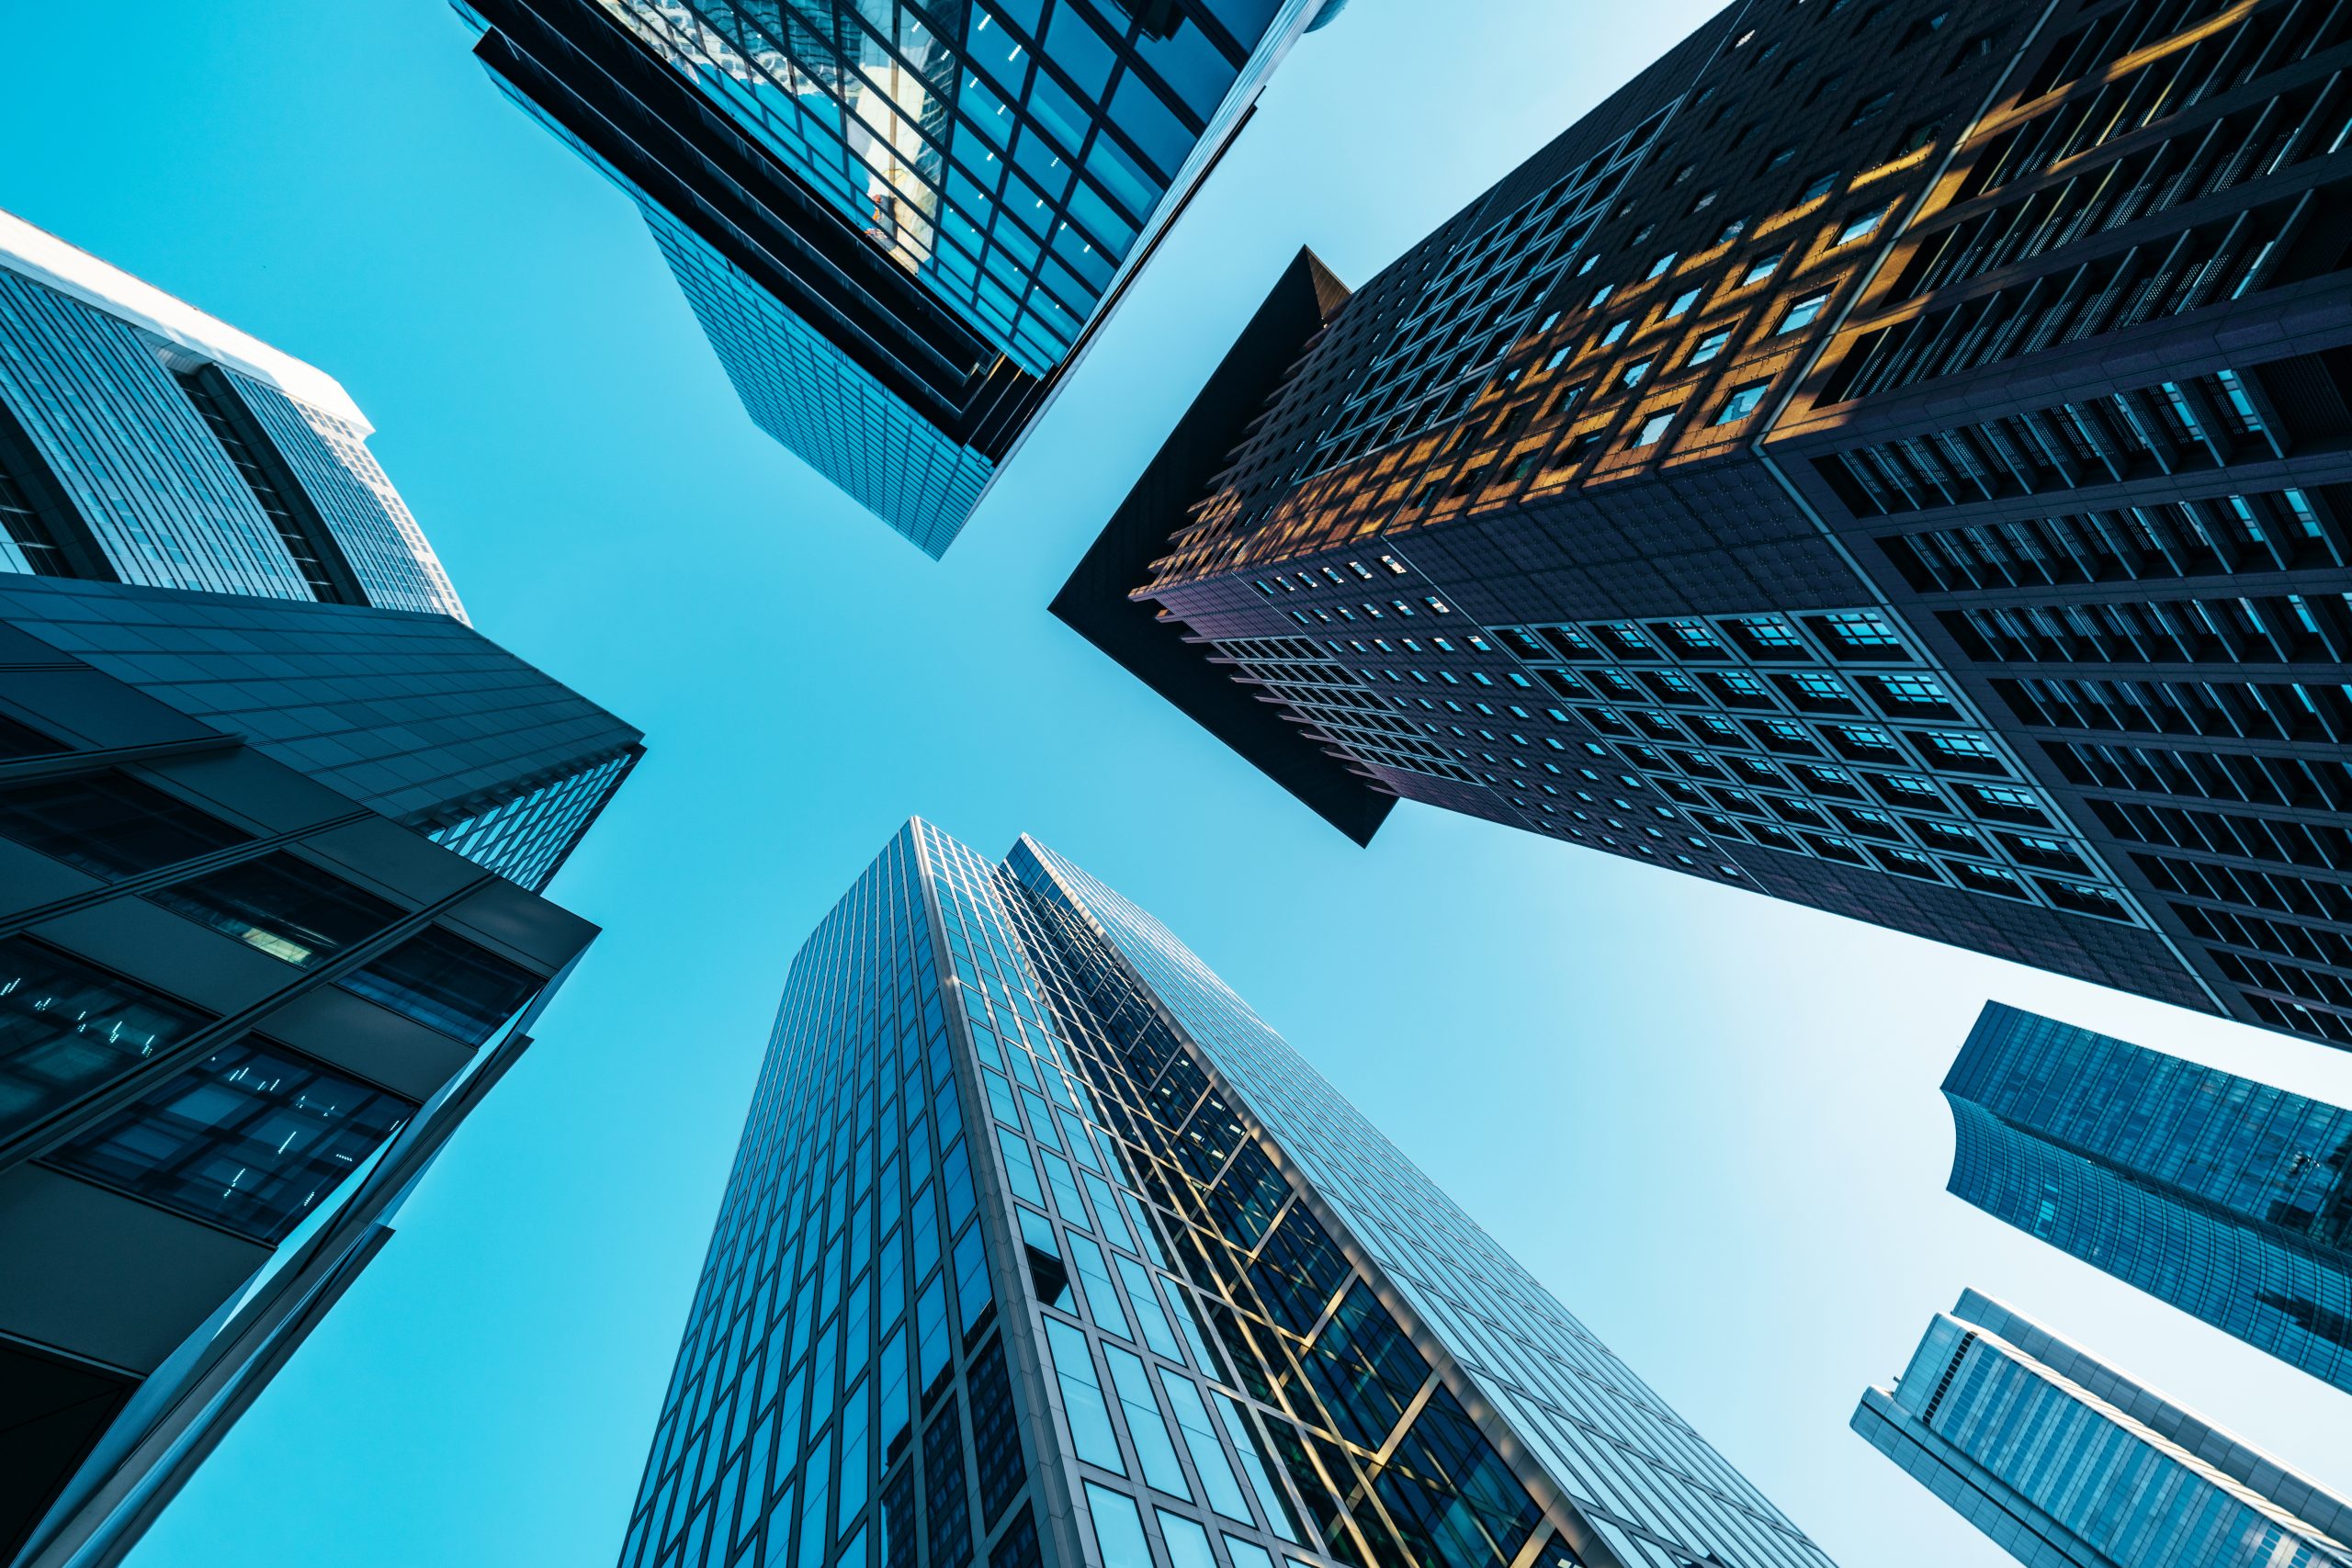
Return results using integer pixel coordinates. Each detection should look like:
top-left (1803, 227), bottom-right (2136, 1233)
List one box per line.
top-left (8, 4), bottom-right (2352, 1565)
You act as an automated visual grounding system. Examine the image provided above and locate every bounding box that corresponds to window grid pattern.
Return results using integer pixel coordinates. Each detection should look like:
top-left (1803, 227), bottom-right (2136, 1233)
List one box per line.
top-left (426, 746), bottom-right (638, 892)
top-left (614, 826), bottom-right (1011, 1568)
top-left (918, 823), bottom-right (1327, 1568)
top-left (1014, 840), bottom-right (1841, 1568)
top-left (1858, 1291), bottom-right (2352, 1568)
top-left (647, 209), bottom-right (996, 558)
top-left (0, 265), bottom-right (463, 612)
top-left (604, 0), bottom-right (1328, 375)
top-left (1942, 1001), bottom-right (2352, 1393)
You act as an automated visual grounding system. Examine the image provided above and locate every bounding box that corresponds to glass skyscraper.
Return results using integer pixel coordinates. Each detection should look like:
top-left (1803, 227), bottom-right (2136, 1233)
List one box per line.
top-left (1855, 1290), bottom-right (2352, 1568)
top-left (0, 214), bottom-right (641, 1567)
top-left (617, 818), bottom-right (1838, 1568)
top-left (1941, 1001), bottom-right (2352, 1393)
top-left (1057, 0), bottom-right (2352, 1055)
top-left (455, 0), bottom-right (1344, 556)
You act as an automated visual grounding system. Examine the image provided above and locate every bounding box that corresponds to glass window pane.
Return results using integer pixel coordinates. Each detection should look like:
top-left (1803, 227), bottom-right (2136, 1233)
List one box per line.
top-left (336, 926), bottom-right (537, 1044)
top-left (0, 938), bottom-right (209, 1137)
top-left (1045, 1318), bottom-right (1125, 1473)
top-left (145, 852), bottom-right (400, 967)
top-left (0, 773), bottom-right (243, 878)
top-left (45, 1034), bottom-right (414, 1242)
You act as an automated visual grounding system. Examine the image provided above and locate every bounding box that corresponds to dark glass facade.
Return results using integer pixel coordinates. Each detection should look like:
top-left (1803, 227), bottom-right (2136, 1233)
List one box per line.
top-left (1942, 1000), bottom-right (2352, 1392)
top-left (0, 576), bottom-right (633, 1568)
top-left (0, 216), bottom-right (642, 1568)
top-left (1058, 0), bottom-right (2352, 1052)
top-left (1854, 1290), bottom-right (2352, 1568)
top-left (455, 0), bottom-right (1344, 556)
top-left (617, 818), bottom-right (1837, 1568)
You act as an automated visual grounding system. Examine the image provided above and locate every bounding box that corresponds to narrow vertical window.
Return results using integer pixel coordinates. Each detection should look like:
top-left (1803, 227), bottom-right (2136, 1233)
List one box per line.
top-left (174, 365), bottom-right (363, 604)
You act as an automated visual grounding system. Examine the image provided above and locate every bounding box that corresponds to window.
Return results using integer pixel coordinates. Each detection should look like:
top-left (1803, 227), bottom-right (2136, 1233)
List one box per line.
top-left (337, 926), bottom-right (539, 1045)
top-left (1645, 251), bottom-right (1679, 279)
top-left (1741, 252), bottom-right (1782, 287)
top-left (1600, 319), bottom-right (1630, 346)
top-left (1834, 209), bottom-right (1884, 247)
top-left (0, 773), bottom-right (244, 879)
top-left (1621, 357), bottom-right (1654, 389)
top-left (1714, 217), bottom-right (1747, 246)
top-left (1688, 328), bottom-right (1734, 367)
top-left (1663, 288), bottom-right (1701, 321)
top-left (46, 1034), bottom-right (414, 1242)
top-left (145, 852), bottom-right (399, 967)
top-left (0, 939), bottom-right (209, 1138)
top-left (1898, 9), bottom-right (1950, 48)
top-left (1777, 290), bottom-right (1831, 334)
top-left (1844, 92), bottom-right (1894, 130)
top-left (1631, 409), bottom-right (1679, 448)
top-left (1895, 118), bottom-right (1940, 155)
top-left (1760, 145), bottom-right (1797, 175)
top-left (1045, 1321), bottom-right (1123, 1472)
top-left (1715, 382), bottom-right (1770, 423)
top-left (1587, 283), bottom-right (1614, 309)
top-left (1800, 168), bottom-right (1842, 202)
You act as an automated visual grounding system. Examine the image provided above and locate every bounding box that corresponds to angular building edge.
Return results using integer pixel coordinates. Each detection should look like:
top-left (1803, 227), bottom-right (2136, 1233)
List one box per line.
top-left (1049, 251), bottom-right (1394, 845)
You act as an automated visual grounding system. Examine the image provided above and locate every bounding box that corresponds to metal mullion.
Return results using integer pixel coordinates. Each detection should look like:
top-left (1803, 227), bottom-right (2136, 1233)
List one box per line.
top-left (0, 807), bottom-right (376, 941)
top-left (0, 733), bottom-right (239, 784)
top-left (0, 871), bottom-right (499, 1175)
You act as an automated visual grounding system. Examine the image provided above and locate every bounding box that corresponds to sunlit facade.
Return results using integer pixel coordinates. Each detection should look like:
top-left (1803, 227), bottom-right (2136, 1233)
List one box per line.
top-left (616, 819), bottom-right (1838, 1568)
top-left (1942, 1001), bottom-right (2352, 1393)
top-left (1059, 0), bottom-right (2352, 1053)
top-left (1855, 1291), bottom-right (2352, 1568)
top-left (0, 207), bottom-right (463, 615)
top-left (459, 0), bottom-right (1343, 555)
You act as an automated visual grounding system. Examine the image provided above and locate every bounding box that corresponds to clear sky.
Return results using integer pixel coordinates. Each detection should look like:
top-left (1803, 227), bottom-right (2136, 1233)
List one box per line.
top-left (8, 4), bottom-right (2351, 1565)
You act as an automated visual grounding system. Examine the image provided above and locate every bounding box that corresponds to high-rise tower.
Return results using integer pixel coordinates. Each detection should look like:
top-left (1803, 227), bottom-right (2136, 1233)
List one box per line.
top-left (1855, 1290), bottom-right (2352, 1568)
top-left (1056, 0), bottom-right (2352, 1053)
top-left (1940, 1000), bottom-right (2352, 1393)
top-left (456, 0), bottom-right (1346, 556)
top-left (616, 819), bottom-right (1838, 1568)
top-left (0, 214), bottom-right (642, 1565)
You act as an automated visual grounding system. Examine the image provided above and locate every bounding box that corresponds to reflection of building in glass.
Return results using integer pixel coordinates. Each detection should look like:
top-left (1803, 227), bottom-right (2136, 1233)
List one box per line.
top-left (614, 818), bottom-right (1839, 1568)
top-left (1058, 0), bottom-right (2352, 1053)
top-left (1855, 1291), bottom-right (2352, 1568)
top-left (0, 215), bottom-right (641, 1568)
top-left (1942, 1001), bottom-right (2352, 1393)
top-left (457, 0), bottom-right (1344, 556)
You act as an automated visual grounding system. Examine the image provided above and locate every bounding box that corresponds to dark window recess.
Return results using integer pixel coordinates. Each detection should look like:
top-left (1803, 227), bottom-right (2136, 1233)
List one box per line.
top-left (923, 1398), bottom-right (974, 1568)
top-left (1250, 1201), bottom-right (1352, 1335)
top-left (0, 392), bottom-right (113, 580)
top-left (0, 938), bottom-right (209, 1138)
top-left (987, 1506), bottom-right (1042, 1568)
top-left (0, 710), bottom-right (63, 759)
top-left (882, 1461), bottom-right (919, 1568)
top-left (44, 1033), bottom-right (414, 1243)
top-left (145, 852), bottom-right (401, 968)
top-left (335, 926), bottom-right (539, 1045)
top-left (1371, 1384), bottom-right (1546, 1568)
top-left (967, 1333), bottom-right (1026, 1526)
top-left (1204, 1139), bottom-right (1290, 1247)
top-left (1303, 1282), bottom-right (1432, 1450)
top-left (0, 772), bottom-right (245, 878)
top-left (173, 366), bottom-right (363, 605)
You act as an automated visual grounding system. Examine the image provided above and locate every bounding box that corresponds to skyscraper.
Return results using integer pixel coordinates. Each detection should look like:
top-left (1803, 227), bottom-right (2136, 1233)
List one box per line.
top-left (456, 0), bottom-right (1346, 557)
top-left (0, 207), bottom-right (640, 892)
top-left (1854, 1290), bottom-right (2352, 1568)
top-left (1939, 1000), bottom-right (2352, 1393)
top-left (1056, 0), bottom-right (2352, 1052)
top-left (0, 215), bottom-right (642, 1565)
top-left (616, 818), bottom-right (1838, 1568)
top-left (0, 209), bottom-right (463, 616)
